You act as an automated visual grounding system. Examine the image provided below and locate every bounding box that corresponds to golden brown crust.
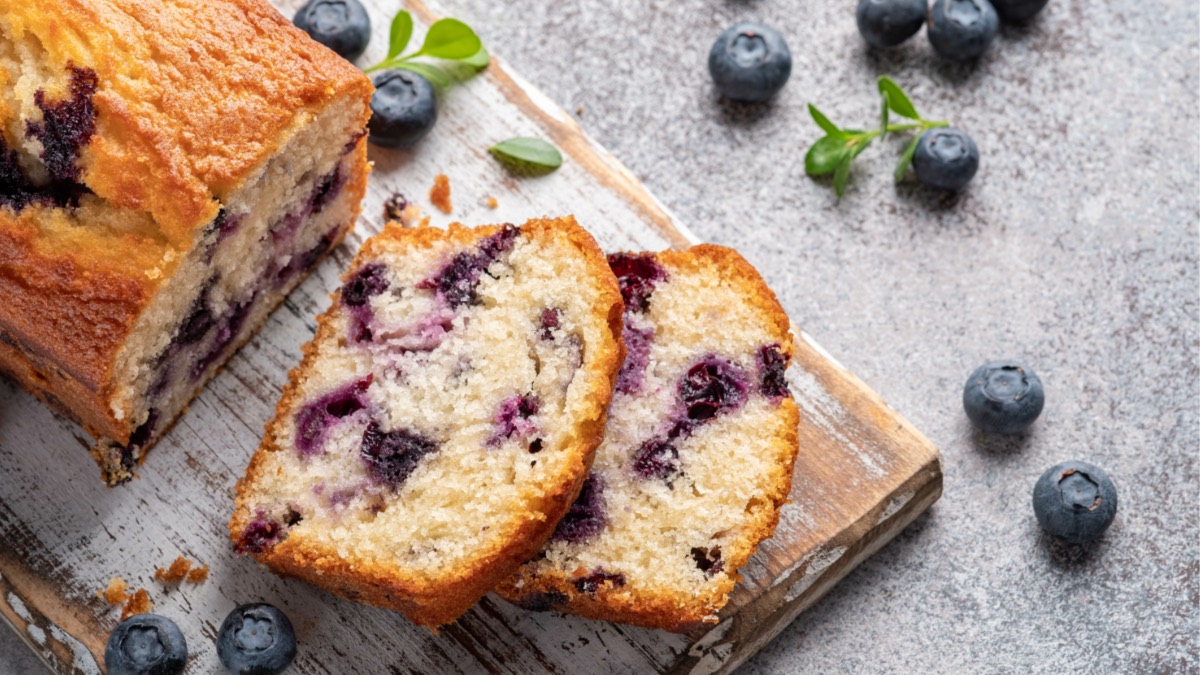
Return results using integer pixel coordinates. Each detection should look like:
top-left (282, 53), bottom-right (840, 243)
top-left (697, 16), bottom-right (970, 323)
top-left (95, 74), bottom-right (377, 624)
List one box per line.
top-left (0, 0), bottom-right (372, 453)
top-left (496, 243), bottom-right (800, 633)
top-left (231, 215), bottom-right (625, 629)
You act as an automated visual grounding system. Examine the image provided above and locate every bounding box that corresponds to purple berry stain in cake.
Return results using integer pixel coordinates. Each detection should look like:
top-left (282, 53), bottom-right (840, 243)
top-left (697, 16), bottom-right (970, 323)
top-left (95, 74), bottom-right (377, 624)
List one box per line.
top-left (117, 408), bottom-right (160, 471)
top-left (573, 568), bottom-right (626, 594)
top-left (26, 65), bottom-right (99, 183)
top-left (615, 326), bottom-right (653, 395)
top-left (418, 224), bottom-right (519, 307)
top-left (342, 263), bottom-right (391, 342)
top-left (236, 515), bottom-right (283, 555)
top-left (552, 473), bottom-right (607, 543)
top-left (608, 253), bottom-right (667, 313)
top-left (191, 294), bottom-right (257, 380)
top-left (360, 421), bottom-right (438, 489)
top-left (491, 394), bottom-right (539, 445)
top-left (690, 545), bottom-right (725, 577)
top-left (539, 307), bottom-right (561, 340)
top-left (295, 376), bottom-right (373, 457)
top-left (757, 344), bottom-right (789, 399)
top-left (679, 356), bottom-right (749, 422)
top-left (632, 435), bottom-right (682, 483)
top-left (310, 164), bottom-right (345, 214)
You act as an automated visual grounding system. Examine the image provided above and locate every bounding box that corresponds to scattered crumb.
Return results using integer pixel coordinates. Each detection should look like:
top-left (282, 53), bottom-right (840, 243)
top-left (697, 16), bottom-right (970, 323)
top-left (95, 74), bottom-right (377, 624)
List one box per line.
top-left (430, 174), bottom-right (452, 213)
top-left (576, 105), bottom-right (585, 116)
top-left (185, 565), bottom-right (209, 583)
top-left (98, 577), bottom-right (129, 606)
top-left (485, 196), bottom-right (498, 209)
top-left (120, 588), bottom-right (153, 620)
top-left (418, 215), bottom-right (431, 228)
top-left (382, 192), bottom-right (409, 221)
top-left (154, 556), bottom-right (192, 583)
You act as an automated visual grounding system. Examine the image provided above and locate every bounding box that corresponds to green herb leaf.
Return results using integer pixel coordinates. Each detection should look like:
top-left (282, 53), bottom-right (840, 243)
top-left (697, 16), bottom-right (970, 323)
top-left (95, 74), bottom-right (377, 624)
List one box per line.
top-left (878, 76), bottom-right (920, 120)
top-left (808, 104), bottom-right (844, 138)
top-left (414, 18), bottom-right (482, 60)
top-left (833, 153), bottom-right (853, 198)
top-left (461, 45), bottom-right (490, 71)
top-left (489, 137), bottom-right (562, 174)
top-left (397, 61), bottom-right (452, 89)
top-left (388, 10), bottom-right (414, 60)
top-left (894, 135), bottom-right (921, 182)
top-left (880, 97), bottom-right (890, 137)
top-left (805, 135), bottom-right (848, 176)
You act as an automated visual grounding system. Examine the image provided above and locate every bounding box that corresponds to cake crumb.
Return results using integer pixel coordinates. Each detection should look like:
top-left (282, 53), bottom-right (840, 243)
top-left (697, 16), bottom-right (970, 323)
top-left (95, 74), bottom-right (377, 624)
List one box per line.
top-left (430, 174), bottom-right (452, 213)
top-left (576, 105), bottom-right (585, 116)
top-left (120, 588), bottom-right (153, 620)
top-left (155, 556), bottom-right (192, 583)
top-left (485, 196), bottom-right (498, 209)
top-left (98, 577), bottom-right (129, 605)
top-left (382, 192), bottom-right (409, 221)
top-left (185, 565), bottom-right (210, 583)
top-left (418, 215), bottom-right (431, 228)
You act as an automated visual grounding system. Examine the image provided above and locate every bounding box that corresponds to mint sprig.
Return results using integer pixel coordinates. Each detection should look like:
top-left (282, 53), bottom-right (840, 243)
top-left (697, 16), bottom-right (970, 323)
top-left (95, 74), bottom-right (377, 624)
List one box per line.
top-left (364, 11), bottom-right (489, 86)
top-left (804, 76), bottom-right (949, 198)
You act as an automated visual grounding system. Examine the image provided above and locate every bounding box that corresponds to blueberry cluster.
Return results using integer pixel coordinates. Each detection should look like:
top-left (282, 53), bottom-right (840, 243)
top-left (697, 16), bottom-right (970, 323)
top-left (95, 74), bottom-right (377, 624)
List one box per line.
top-left (962, 360), bottom-right (1119, 544)
top-left (857, 0), bottom-right (1050, 61)
top-left (105, 604), bottom-right (296, 675)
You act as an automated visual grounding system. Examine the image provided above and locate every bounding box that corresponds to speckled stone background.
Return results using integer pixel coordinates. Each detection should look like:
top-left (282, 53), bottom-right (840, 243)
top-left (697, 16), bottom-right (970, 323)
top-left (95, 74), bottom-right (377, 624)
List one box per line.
top-left (2, 0), bottom-right (1197, 673)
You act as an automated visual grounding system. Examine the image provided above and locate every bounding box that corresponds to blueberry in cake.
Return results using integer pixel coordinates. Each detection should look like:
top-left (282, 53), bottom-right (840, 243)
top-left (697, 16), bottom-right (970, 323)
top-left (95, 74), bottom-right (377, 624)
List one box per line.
top-left (230, 216), bottom-right (625, 628)
top-left (0, 0), bottom-right (372, 484)
top-left (497, 244), bottom-right (800, 632)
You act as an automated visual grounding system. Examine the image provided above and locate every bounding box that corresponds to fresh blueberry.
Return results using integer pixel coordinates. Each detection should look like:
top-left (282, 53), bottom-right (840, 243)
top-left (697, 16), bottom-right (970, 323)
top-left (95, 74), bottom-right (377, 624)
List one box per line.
top-left (104, 614), bottom-right (187, 675)
top-left (927, 0), bottom-right (999, 61)
top-left (990, 0), bottom-right (1049, 23)
top-left (293, 0), bottom-right (371, 61)
top-left (217, 603), bottom-right (297, 675)
top-left (367, 70), bottom-right (438, 149)
top-left (707, 22), bottom-right (793, 103)
top-left (962, 360), bottom-right (1044, 434)
top-left (856, 0), bottom-right (929, 48)
top-left (912, 127), bottom-right (980, 191)
top-left (1032, 460), bottom-right (1118, 544)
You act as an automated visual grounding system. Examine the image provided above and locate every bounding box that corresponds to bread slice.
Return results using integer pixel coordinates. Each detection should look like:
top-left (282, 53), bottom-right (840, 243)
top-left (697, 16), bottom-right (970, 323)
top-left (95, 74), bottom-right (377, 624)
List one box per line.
top-left (229, 216), bottom-right (624, 628)
top-left (496, 244), bottom-right (799, 632)
top-left (0, 0), bottom-right (372, 484)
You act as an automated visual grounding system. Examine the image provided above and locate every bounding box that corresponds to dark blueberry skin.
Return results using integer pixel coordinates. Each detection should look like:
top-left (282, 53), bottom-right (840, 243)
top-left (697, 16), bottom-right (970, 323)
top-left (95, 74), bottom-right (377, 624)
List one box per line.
top-left (293, 0), bottom-right (371, 61)
top-left (552, 473), bottom-right (607, 543)
top-left (913, 127), bottom-right (980, 191)
top-left (607, 252), bottom-right (667, 313)
top-left (217, 603), bottom-right (297, 675)
top-left (991, 0), bottom-right (1049, 23)
top-left (856, 0), bottom-right (929, 48)
top-left (368, 70), bottom-right (438, 149)
top-left (360, 421), bottom-right (439, 489)
top-left (963, 360), bottom-right (1044, 434)
top-left (927, 0), bottom-right (999, 61)
top-left (1032, 461), bottom-right (1118, 544)
top-left (707, 23), bottom-right (793, 103)
top-left (104, 614), bottom-right (187, 675)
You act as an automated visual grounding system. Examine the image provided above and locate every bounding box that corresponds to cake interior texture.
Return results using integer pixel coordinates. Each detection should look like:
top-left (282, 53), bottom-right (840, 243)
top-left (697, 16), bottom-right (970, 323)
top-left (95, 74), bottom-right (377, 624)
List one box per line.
top-left (498, 245), bottom-right (800, 632)
top-left (231, 217), bottom-right (623, 627)
top-left (0, 0), bottom-right (372, 484)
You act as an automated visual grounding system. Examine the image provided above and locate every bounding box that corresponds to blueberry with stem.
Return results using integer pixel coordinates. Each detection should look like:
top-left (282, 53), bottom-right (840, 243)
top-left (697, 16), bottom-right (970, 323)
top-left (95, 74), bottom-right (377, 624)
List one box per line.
top-left (1032, 460), bottom-right (1118, 544)
top-left (962, 360), bottom-right (1044, 434)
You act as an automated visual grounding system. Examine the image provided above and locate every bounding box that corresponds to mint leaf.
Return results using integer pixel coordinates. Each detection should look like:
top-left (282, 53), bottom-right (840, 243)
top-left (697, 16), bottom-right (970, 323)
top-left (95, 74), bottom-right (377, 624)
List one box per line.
top-left (397, 61), bottom-right (452, 89)
top-left (880, 97), bottom-right (889, 136)
top-left (808, 104), bottom-right (846, 138)
top-left (489, 137), bottom-right (562, 174)
top-left (833, 154), bottom-right (853, 198)
top-left (461, 46), bottom-right (490, 71)
top-left (805, 136), bottom-right (847, 176)
top-left (388, 10), bottom-right (414, 60)
top-left (414, 18), bottom-right (482, 60)
top-left (878, 76), bottom-right (920, 120)
top-left (894, 135), bottom-right (921, 182)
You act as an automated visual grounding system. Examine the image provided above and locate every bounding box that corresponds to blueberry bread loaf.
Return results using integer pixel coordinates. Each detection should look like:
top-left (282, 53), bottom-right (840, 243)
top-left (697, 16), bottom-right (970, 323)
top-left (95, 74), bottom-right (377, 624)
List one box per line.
top-left (229, 216), bottom-right (624, 628)
top-left (497, 245), bottom-right (799, 632)
top-left (0, 0), bottom-right (372, 483)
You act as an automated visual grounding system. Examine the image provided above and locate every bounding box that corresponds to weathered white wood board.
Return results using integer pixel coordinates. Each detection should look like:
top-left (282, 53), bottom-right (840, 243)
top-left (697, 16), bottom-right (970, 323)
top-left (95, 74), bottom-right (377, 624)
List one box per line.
top-left (0, 1), bottom-right (942, 673)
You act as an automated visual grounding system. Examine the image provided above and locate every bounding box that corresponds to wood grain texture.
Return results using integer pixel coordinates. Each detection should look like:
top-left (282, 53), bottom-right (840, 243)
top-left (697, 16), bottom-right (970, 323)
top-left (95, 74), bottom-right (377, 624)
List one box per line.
top-left (0, 1), bottom-right (941, 673)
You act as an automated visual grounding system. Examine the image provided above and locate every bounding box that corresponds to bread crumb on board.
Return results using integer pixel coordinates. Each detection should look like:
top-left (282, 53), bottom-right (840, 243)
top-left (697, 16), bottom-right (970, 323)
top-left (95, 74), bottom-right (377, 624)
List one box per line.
top-left (430, 174), bottom-right (452, 213)
top-left (98, 577), bottom-right (130, 605)
top-left (485, 196), bottom-right (498, 209)
top-left (154, 556), bottom-right (209, 584)
top-left (383, 192), bottom-right (425, 228)
top-left (120, 589), bottom-right (153, 620)
top-left (99, 578), bottom-right (154, 619)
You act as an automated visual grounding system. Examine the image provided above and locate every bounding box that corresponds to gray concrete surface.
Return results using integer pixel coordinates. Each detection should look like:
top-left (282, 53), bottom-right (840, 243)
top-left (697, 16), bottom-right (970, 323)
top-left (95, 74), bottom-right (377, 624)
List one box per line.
top-left (3, 0), bottom-right (1196, 673)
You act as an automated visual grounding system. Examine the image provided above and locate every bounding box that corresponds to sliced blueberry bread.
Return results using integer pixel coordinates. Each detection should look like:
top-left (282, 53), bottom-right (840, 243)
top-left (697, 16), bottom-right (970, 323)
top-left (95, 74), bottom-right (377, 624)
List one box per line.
top-left (497, 245), bottom-right (799, 632)
top-left (0, 0), bottom-right (372, 483)
top-left (230, 216), bottom-right (624, 628)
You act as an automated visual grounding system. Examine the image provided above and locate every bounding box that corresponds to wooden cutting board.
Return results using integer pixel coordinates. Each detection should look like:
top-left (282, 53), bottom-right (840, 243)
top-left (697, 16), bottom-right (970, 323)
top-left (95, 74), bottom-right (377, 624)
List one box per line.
top-left (0, 1), bottom-right (942, 673)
